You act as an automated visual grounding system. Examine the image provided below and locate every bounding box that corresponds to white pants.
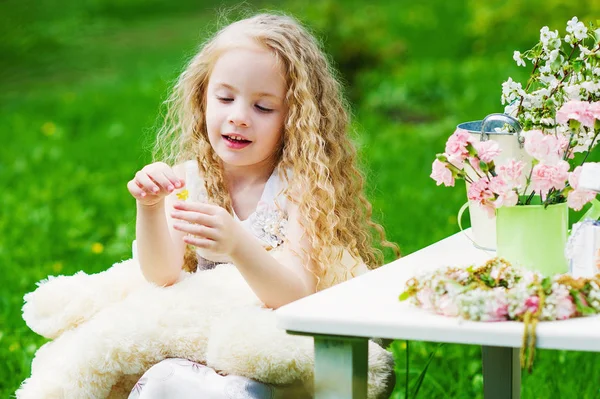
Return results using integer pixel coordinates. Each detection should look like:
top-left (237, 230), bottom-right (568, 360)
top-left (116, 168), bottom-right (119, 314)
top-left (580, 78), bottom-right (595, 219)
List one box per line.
top-left (128, 358), bottom-right (309, 399)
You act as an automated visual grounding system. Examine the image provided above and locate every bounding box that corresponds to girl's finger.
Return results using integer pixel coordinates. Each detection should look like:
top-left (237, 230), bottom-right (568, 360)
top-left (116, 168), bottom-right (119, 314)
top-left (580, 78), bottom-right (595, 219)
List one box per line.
top-left (172, 201), bottom-right (218, 215)
top-left (127, 180), bottom-right (148, 198)
top-left (147, 172), bottom-right (176, 193)
top-left (173, 222), bottom-right (218, 240)
top-left (161, 168), bottom-right (185, 189)
top-left (170, 210), bottom-right (217, 227)
top-left (135, 171), bottom-right (161, 194)
top-left (182, 235), bottom-right (215, 249)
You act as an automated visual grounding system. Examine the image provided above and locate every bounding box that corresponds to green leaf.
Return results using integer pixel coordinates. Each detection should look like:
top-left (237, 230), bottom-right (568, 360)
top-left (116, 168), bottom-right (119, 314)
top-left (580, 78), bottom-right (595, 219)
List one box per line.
top-left (399, 290), bottom-right (413, 301)
top-left (570, 289), bottom-right (596, 315)
top-left (410, 343), bottom-right (444, 399)
top-left (541, 277), bottom-right (552, 293)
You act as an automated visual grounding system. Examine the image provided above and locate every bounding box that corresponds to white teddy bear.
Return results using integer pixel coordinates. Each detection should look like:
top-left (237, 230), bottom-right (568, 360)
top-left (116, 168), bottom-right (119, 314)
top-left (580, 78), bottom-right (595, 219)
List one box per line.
top-left (18, 257), bottom-right (394, 398)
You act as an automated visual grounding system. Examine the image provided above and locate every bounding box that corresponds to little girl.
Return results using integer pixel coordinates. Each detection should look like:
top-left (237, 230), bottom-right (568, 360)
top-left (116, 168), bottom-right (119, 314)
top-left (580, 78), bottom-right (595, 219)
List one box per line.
top-left (126, 12), bottom-right (399, 399)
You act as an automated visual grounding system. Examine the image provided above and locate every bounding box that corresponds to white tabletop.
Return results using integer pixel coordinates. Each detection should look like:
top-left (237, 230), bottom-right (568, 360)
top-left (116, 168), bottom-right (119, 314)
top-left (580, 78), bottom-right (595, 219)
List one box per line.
top-left (276, 230), bottom-right (600, 352)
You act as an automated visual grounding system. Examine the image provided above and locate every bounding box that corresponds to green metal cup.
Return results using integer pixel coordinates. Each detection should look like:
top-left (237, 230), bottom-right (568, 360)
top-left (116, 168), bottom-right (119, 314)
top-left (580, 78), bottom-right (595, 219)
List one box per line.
top-left (496, 201), bottom-right (569, 276)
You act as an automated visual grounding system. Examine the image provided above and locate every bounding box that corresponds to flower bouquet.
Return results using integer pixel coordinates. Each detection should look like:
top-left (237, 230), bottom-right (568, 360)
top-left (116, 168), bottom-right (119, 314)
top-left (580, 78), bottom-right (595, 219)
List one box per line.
top-left (431, 17), bottom-right (600, 274)
top-left (399, 257), bottom-right (600, 370)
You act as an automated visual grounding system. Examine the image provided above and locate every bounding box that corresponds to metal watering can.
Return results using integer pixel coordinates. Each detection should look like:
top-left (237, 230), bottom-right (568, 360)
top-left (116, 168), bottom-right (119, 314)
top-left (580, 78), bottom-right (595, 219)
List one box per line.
top-left (457, 113), bottom-right (533, 251)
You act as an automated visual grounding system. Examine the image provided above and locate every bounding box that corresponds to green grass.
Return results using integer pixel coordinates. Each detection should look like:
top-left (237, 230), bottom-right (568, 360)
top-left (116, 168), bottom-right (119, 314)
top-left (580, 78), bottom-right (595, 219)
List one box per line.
top-left (1, 0), bottom-right (600, 397)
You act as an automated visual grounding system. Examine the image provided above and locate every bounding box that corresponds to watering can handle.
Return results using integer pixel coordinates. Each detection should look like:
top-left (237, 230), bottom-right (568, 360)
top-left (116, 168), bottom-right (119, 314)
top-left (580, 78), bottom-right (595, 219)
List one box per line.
top-left (457, 202), bottom-right (496, 253)
top-left (480, 113), bottom-right (525, 148)
top-left (578, 198), bottom-right (600, 222)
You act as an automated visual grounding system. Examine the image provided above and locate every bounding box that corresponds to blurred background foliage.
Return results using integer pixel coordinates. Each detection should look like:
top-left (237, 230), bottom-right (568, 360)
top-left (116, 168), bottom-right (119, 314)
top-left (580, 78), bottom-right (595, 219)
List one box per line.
top-left (1, 0), bottom-right (599, 397)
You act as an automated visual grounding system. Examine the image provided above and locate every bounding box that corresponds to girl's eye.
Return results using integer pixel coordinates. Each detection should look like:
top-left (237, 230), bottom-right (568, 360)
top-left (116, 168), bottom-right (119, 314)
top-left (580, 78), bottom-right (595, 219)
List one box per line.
top-left (255, 104), bottom-right (273, 113)
top-left (217, 96), bottom-right (233, 103)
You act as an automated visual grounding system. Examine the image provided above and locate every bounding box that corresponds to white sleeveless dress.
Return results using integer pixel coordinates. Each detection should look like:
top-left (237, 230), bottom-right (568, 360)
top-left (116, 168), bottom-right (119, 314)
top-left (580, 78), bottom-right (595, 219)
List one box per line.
top-left (128, 161), bottom-right (307, 399)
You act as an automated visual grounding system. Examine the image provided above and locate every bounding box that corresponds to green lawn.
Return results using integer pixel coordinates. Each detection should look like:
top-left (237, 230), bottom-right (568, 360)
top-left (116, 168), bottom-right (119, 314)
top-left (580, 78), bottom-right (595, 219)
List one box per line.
top-left (1, 0), bottom-right (599, 397)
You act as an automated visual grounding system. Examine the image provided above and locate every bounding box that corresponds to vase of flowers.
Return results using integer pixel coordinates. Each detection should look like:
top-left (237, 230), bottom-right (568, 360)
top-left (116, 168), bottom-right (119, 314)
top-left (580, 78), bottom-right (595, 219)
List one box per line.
top-left (431, 17), bottom-right (600, 274)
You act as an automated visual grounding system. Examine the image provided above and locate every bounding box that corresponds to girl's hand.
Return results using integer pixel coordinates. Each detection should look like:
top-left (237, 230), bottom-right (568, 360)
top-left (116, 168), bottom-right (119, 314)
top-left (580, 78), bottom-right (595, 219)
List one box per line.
top-left (170, 201), bottom-right (242, 257)
top-left (127, 162), bottom-right (185, 206)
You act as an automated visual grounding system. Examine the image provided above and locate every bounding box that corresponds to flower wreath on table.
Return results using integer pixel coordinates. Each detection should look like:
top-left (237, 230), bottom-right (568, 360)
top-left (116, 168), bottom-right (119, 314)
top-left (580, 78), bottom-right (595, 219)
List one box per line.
top-left (399, 257), bottom-right (600, 371)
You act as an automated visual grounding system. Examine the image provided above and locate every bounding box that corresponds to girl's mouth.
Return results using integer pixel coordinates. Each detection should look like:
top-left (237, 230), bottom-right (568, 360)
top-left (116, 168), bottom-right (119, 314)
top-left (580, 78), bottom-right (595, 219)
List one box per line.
top-left (222, 134), bottom-right (252, 149)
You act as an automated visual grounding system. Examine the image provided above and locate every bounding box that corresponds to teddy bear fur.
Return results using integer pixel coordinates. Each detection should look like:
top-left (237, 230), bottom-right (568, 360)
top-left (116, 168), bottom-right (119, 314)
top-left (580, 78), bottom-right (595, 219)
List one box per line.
top-left (18, 258), bottom-right (394, 398)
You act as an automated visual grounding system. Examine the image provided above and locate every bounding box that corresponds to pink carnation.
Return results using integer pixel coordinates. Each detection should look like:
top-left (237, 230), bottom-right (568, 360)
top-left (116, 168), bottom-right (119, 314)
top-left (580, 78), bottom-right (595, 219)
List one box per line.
top-left (467, 178), bottom-right (496, 218)
top-left (568, 189), bottom-right (597, 211)
top-left (524, 129), bottom-right (563, 164)
top-left (589, 102), bottom-right (600, 121)
top-left (497, 159), bottom-right (526, 188)
top-left (569, 166), bottom-right (584, 190)
top-left (474, 140), bottom-right (502, 163)
top-left (494, 190), bottom-right (519, 208)
top-left (530, 161), bottom-right (570, 199)
top-left (489, 176), bottom-right (508, 195)
top-left (467, 157), bottom-right (483, 175)
top-left (467, 178), bottom-right (495, 203)
top-left (556, 100), bottom-right (596, 128)
top-left (567, 165), bottom-right (596, 210)
top-left (430, 159), bottom-right (455, 187)
top-left (444, 128), bottom-right (472, 162)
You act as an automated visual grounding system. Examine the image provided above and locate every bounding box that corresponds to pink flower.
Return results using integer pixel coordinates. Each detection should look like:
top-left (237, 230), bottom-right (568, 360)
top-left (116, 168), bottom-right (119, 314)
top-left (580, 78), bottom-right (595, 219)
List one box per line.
top-left (446, 153), bottom-right (465, 169)
top-left (474, 140), bottom-right (502, 163)
top-left (444, 128), bottom-right (472, 161)
top-left (556, 100), bottom-right (596, 128)
top-left (485, 289), bottom-right (509, 321)
top-left (467, 157), bottom-right (482, 175)
top-left (568, 189), bottom-right (596, 211)
top-left (567, 166), bottom-right (596, 210)
top-left (437, 294), bottom-right (459, 317)
top-left (416, 287), bottom-right (434, 310)
top-left (569, 166), bottom-right (584, 190)
top-left (468, 178), bottom-right (496, 218)
top-left (524, 296), bottom-right (540, 313)
top-left (530, 161), bottom-right (570, 199)
top-left (489, 176), bottom-right (508, 195)
top-left (467, 178), bottom-right (495, 203)
top-left (494, 190), bottom-right (519, 208)
top-left (497, 160), bottom-right (526, 188)
top-left (589, 102), bottom-right (600, 121)
top-left (524, 130), bottom-right (563, 164)
top-left (555, 295), bottom-right (576, 320)
top-left (430, 159), bottom-right (455, 187)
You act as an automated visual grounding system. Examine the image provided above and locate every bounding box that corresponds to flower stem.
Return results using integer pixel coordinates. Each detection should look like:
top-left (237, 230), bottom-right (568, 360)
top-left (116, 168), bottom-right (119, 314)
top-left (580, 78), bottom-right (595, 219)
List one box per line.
top-left (580, 130), bottom-right (599, 166)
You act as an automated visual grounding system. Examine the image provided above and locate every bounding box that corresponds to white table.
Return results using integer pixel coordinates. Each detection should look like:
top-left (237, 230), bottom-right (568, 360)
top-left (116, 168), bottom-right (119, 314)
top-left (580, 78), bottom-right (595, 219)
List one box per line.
top-left (276, 230), bottom-right (600, 399)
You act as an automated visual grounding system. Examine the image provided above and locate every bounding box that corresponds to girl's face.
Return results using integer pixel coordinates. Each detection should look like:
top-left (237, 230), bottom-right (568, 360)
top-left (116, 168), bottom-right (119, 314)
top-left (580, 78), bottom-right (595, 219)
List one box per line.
top-left (205, 46), bottom-right (287, 169)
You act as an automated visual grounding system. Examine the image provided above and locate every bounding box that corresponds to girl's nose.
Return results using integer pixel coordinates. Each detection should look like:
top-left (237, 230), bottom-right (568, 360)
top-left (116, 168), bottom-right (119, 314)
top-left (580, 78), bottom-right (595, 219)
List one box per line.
top-left (228, 103), bottom-right (251, 128)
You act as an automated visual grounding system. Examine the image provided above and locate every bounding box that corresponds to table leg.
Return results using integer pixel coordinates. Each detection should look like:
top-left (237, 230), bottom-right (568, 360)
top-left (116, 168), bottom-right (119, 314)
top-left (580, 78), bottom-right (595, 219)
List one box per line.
top-left (481, 346), bottom-right (521, 399)
top-left (313, 335), bottom-right (369, 399)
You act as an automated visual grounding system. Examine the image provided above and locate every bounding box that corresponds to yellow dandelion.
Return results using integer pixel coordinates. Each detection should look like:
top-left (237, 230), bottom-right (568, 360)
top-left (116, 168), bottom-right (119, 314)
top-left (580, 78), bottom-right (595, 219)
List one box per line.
top-left (9, 342), bottom-right (20, 352)
top-left (176, 189), bottom-right (189, 201)
top-left (52, 261), bottom-right (63, 273)
top-left (41, 122), bottom-right (56, 136)
top-left (91, 242), bottom-right (104, 254)
top-left (400, 341), bottom-right (407, 350)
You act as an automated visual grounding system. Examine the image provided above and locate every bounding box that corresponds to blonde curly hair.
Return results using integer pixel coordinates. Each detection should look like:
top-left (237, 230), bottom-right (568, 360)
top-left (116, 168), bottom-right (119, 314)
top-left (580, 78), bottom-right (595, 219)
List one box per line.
top-left (154, 12), bottom-right (400, 286)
